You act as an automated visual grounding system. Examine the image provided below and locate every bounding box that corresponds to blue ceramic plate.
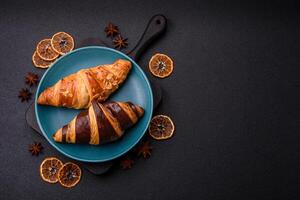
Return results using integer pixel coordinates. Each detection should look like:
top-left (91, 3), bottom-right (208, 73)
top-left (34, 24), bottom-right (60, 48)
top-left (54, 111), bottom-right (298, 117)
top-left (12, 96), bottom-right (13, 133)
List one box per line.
top-left (35, 46), bottom-right (153, 162)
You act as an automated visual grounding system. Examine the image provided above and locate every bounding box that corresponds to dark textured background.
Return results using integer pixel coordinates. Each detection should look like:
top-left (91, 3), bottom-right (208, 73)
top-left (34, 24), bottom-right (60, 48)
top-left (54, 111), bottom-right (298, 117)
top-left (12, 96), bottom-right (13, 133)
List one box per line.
top-left (0, 0), bottom-right (299, 199)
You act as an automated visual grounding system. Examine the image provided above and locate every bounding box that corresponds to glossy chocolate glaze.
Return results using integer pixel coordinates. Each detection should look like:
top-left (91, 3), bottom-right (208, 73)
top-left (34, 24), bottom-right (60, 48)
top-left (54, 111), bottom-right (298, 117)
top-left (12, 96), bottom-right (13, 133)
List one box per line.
top-left (62, 125), bottom-right (68, 143)
top-left (75, 110), bottom-right (91, 143)
top-left (127, 101), bottom-right (140, 117)
top-left (92, 101), bottom-right (119, 144)
top-left (104, 102), bottom-right (134, 130)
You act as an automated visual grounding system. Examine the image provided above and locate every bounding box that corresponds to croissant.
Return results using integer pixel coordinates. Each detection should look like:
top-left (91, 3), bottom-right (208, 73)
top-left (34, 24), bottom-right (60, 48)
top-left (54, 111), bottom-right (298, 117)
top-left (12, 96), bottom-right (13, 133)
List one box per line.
top-left (37, 59), bottom-right (131, 109)
top-left (53, 100), bottom-right (144, 145)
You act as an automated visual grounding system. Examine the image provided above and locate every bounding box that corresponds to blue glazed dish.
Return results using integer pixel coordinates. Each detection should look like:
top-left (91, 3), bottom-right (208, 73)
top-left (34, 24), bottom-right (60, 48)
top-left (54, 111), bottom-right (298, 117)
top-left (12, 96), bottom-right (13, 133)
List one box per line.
top-left (35, 46), bottom-right (153, 162)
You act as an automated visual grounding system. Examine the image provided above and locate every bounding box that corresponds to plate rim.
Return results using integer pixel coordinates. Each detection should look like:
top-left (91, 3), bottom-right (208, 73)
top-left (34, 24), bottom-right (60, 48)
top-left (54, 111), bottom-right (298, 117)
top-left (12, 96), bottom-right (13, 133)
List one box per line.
top-left (35, 46), bottom-right (153, 162)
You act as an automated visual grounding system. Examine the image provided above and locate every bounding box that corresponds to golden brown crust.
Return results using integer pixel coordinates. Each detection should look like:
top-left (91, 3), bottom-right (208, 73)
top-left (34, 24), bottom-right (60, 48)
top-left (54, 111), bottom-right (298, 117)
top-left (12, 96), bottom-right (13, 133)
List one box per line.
top-left (88, 105), bottom-right (99, 145)
top-left (53, 129), bottom-right (62, 142)
top-left (38, 59), bottom-right (131, 109)
top-left (67, 117), bottom-right (76, 143)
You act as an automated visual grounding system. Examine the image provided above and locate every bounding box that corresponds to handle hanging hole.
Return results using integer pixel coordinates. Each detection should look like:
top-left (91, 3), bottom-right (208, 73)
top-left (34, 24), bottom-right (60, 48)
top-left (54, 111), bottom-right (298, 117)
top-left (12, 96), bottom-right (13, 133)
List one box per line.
top-left (156, 19), bottom-right (161, 25)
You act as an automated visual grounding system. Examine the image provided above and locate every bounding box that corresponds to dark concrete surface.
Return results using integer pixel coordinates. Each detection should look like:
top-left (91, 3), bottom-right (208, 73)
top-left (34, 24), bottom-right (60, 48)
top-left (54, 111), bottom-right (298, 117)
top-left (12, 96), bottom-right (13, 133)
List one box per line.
top-left (0, 0), bottom-right (299, 199)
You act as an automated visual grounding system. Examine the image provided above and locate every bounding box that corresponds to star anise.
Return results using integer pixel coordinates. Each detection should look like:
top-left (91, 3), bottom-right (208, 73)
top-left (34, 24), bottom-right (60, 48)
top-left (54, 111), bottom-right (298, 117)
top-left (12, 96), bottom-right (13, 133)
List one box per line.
top-left (18, 88), bottom-right (32, 102)
top-left (104, 22), bottom-right (119, 37)
top-left (25, 72), bottom-right (39, 87)
top-left (136, 141), bottom-right (152, 158)
top-left (29, 142), bottom-right (43, 156)
top-left (120, 157), bottom-right (134, 169)
top-left (113, 35), bottom-right (128, 49)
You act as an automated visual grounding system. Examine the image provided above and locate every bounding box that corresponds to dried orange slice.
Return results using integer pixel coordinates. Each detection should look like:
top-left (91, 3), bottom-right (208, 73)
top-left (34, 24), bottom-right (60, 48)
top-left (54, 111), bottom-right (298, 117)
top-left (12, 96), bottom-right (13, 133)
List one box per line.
top-left (36, 39), bottom-right (59, 61)
top-left (149, 53), bottom-right (174, 78)
top-left (51, 32), bottom-right (74, 55)
top-left (32, 51), bottom-right (54, 68)
top-left (40, 157), bottom-right (63, 183)
top-left (148, 115), bottom-right (175, 140)
top-left (58, 162), bottom-right (81, 188)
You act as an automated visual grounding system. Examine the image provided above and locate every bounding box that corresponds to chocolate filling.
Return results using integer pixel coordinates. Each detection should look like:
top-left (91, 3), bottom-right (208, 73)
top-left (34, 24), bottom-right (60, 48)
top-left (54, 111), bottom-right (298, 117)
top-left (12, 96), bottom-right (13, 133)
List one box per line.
top-left (75, 110), bottom-right (91, 143)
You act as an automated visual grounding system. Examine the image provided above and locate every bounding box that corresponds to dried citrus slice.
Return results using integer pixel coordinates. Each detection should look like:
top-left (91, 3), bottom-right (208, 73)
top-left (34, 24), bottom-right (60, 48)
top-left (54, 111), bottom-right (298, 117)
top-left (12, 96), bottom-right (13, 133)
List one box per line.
top-left (51, 32), bottom-right (74, 55)
top-left (149, 53), bottom-right (174, 78)
top-left (36, 39), bottom-right (59, 61)
top-left (149, 115), bottom-right (175, 140)
top-left (32, 51), bottom-right (54, 68)
top-left (58, 162), bottom-right (81, 188)
top-left (40, 157), bottom-right (63, 183)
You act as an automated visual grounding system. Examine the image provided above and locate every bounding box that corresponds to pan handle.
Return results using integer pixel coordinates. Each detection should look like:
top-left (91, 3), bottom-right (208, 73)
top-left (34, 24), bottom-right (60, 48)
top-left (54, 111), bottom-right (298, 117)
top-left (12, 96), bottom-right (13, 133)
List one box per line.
top-left (128, 14), bottom-right (167, 61)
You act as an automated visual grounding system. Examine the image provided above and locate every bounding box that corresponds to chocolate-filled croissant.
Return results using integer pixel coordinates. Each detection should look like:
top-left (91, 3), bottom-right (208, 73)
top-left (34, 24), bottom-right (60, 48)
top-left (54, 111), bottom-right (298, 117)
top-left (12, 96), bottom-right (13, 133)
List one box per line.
top-left (53, 100), bottom-right (144, 145)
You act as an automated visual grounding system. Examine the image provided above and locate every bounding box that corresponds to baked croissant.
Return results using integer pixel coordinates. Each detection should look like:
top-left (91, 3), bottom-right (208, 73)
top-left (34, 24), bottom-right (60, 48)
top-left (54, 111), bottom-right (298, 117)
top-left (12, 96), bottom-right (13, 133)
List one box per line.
top-left (53, 100), bottom-right (144, 145)
top-left (37, 59), bottom-right (131, 109)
